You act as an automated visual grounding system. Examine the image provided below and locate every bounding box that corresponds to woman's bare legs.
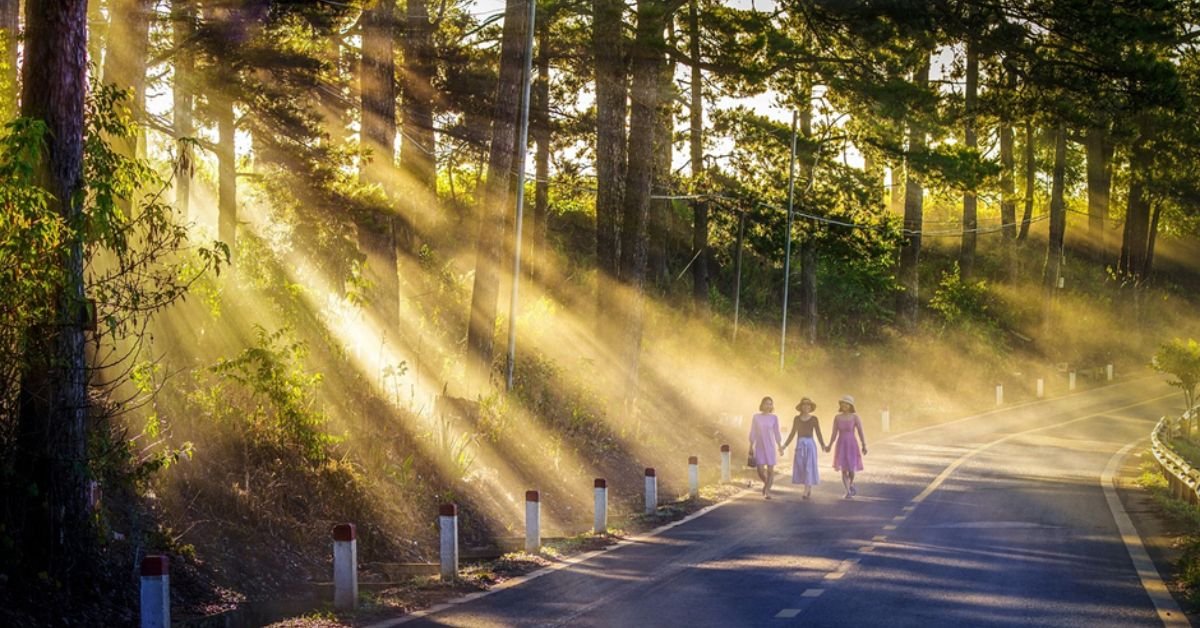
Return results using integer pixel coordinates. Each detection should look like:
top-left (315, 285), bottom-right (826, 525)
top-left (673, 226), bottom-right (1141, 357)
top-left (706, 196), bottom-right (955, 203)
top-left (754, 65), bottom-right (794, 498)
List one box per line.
top-left (763, 465), bottom-right (775, 498)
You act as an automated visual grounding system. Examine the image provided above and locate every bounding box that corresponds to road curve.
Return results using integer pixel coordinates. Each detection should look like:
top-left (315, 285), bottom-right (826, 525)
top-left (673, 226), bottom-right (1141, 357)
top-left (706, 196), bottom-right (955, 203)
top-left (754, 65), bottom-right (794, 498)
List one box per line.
top-left (379, 378), bottom-right (1188, 628)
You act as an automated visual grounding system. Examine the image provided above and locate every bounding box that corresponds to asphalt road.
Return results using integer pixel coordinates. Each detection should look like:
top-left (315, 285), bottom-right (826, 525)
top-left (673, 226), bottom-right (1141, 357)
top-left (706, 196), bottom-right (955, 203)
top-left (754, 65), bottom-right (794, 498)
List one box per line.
top-left (390, 378), bottom-right (1187, 627)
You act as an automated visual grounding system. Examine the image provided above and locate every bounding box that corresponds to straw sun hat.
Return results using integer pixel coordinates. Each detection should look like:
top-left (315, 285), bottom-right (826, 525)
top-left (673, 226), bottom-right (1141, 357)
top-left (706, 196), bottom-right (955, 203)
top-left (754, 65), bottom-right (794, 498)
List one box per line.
top-left (839, 395), bottom-right (856, 410)
top-left (795, 397), bottom-right (816, 411)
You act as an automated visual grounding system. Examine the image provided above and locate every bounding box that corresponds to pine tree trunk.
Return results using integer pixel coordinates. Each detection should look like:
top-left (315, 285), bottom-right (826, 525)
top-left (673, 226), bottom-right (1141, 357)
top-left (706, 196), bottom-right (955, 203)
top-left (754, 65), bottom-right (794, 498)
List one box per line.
top-left (14, 0), bottom-right (90, 583)
top-left (466, 0), bottom-right (530, 389)
top-left (999, 120), bottom-right (1016, 239)
top-left (688, 0), bottom-right (708, 310)
top-left (593, 0), bottom-right (626, 284)
top-left (1121, 131), bottom-right (1153, 283)
top-left (1043, 125), bottom-right (1067, 295)
top-left (1086, 127), bottom-right (1113, 260)
top-left (0, 0), bottom-right (18, 119)
top-left (102, 0), bottom-right (154, 215)
top-left (958, 38), bottom-right (978, 278)
top-left (1018, 121), bottom-right (1035, 242)
top-left (360, 0), bottom-right (400, 329)
top-left (530, 19), bottom-right (551, 283)
top-left (216, 90), bottom-right (237, 249)
top-left (897, 55), bottom-right (929, 329)
top-left (649, 16), bottom-right (675, 290)
top-left (618, 0), bottom-right (669, 402)
top-left (173, 0), bottom-right (195, 218)
top-left (400, 0), bottom-right (437, 237)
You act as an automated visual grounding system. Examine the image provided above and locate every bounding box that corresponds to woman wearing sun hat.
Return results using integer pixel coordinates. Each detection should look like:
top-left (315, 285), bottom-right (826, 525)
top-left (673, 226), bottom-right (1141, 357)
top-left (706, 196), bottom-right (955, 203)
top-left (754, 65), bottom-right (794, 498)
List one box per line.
top-left (780, 397), bottom-right (825, 500)
top-left (825, 395), bottom-right (867, 499)
top-left (748, 396), bottom-right (783, 499)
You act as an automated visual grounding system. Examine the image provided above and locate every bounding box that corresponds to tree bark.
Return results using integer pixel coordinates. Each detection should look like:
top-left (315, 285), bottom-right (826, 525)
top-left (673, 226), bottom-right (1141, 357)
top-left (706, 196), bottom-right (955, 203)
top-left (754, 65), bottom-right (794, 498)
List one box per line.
top-left (1085, 126), bottom-right (1113, 259)
top-left (959, 38), bottom-right (978, 278)
top-left (173, 0), bottom-right (195, 218)
top-left (1120, 131), bottom-right (1153, 283)
top-left (466, 0), bottom-right (530, 389)
top-left (1018, 121), bottom-right (1035, 241)
top-left (1043, 125), bottom-right (1067, 295)
top-left (897, 55), bottom-right (930, 329)
top-left (216, 89), bottom-right (237, 249)
top-left (400, 0), bottom-right (437, 236)
top-left (688, 0), bottom-right (708, 310)
top-left (593, 0), bottom-right (626, 283)
top-left (102, 0), bottom-right (154, 216)
top-left (359, 0), bottom-right (400, 329)
top-left (999, 119), bottom-right (1016, 240)
top-left (15, 0), bottom-right (90, 583)
top-left (0, 0), bottom-right (17, 119)
top-left (530, 15), bottom-right (551, 283)
top-left (649, 15), bottom-right (675, 290)
top-left (618, 0), bottom-right (669, 402)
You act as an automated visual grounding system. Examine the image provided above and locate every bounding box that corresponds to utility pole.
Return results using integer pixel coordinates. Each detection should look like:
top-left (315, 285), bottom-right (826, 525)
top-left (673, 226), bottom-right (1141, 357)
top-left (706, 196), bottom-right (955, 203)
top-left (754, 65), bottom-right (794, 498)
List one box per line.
top-left (732, 206), bottom-right (746, 342)
top-left (505, 0), bottom-right (537, 392)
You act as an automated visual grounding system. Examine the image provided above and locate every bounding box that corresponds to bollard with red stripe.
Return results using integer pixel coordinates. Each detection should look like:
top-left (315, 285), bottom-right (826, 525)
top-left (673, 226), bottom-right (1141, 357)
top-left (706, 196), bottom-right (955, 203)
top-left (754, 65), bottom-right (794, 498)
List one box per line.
top-left (332, 523), bottom-right (357, 610)
top-left (688, 456), bottom-right (699, 499)
top-left (140, 555), bottom-right (170, 628)
top-left (525, 491), bottom-right (541, 553)
top-left (439, 504), bottom-right (458, 579)
top-left (644, 468), bottom-right (657, 514)
top-left (720, 445), bottom-right (731, 483)
top-left (593, 479), bottom-right (607, 534)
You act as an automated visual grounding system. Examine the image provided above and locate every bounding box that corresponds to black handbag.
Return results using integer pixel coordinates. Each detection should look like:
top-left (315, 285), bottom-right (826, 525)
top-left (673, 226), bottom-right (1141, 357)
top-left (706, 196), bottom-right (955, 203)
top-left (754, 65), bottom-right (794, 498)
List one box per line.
top-left (746, 448), bottom-right (757, 468)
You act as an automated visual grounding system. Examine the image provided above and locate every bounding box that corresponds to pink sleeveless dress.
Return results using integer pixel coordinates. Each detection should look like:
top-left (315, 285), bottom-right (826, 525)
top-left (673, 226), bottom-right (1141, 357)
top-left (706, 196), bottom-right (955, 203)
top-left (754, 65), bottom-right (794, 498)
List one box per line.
top-left (832, 413), bottom-right (864, 472)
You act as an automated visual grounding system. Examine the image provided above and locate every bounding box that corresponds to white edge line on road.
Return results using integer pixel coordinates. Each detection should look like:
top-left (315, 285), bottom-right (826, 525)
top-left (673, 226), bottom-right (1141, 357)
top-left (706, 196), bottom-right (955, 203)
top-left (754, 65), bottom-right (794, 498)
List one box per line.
top-left (364, 488), bottom-right (752, 627)
top-left (1102, 438), bottom-right (1189, 627)
top-left (879, 374), bottom-right (1158, 445)
top-left (908, 393), bottom-right (1175, 506)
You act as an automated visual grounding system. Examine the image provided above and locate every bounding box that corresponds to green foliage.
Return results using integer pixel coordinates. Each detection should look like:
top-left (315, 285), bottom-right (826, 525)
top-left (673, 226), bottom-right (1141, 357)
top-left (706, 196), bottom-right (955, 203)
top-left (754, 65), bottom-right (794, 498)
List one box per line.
top-left (929, 263), bottom-right (992, 326)
top-left (1152, 338), bottom-right (1200, 412)
top-left (192, 326), bottom-right (337, 466)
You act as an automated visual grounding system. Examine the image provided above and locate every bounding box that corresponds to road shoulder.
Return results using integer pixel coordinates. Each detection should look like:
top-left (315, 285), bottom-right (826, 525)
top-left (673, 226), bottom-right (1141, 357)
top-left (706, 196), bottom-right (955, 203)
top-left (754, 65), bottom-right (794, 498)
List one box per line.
top-left (1117, 445), bottom-right (1197, 624)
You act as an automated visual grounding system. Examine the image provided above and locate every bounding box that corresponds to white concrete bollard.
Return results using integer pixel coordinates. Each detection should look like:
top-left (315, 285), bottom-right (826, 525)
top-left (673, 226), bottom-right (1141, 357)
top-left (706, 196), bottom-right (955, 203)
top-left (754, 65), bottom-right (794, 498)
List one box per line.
top-left (644, 468), bottom-right (657, 514)
top-left (593, 479), bottom-right (607, 534)
top-left (688, 456), bottom-right (700, 499)
top-left (1036, 378), bottom-right (1044, 398)
top-left (332, 523), bottom-right (358, 611)
top-left (525, 491), bottom-right (541, 554)
top-left (881, 407), bottom-right (891, 433)
top-left (1069, 371), bottom-right (1076, 391)
top-left (140, 555), bottom-right (170, 628)
top-left (996, 384), bottom-right (1004, 406)
top-left (1107, 364), bottom-right (1114, 381)
top-left (439, 504), bottom-right (458, 580)
top-left (720, 445), bottom-right (731, 483)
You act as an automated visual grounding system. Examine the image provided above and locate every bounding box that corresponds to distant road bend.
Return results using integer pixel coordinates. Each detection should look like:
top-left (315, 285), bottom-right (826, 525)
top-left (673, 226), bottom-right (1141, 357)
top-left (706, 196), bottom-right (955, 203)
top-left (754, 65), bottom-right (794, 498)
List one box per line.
top-left (379, 379), bottom-right (1189, 628)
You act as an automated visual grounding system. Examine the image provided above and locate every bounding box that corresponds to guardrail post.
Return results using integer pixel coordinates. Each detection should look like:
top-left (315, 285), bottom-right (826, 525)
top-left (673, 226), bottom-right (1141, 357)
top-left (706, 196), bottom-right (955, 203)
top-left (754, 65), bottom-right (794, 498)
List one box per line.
top-left (332, 523), bottom-right (357, 610)
top-left (644, 468), bottom-right (657, 514)
top-left (1069, 371), bottom-right (1076, 391)
top-left (720, 445), bottom-right (731, 483)
top-left (593, 479), bottom-right (607, 534)
top-left (439, 504), bottom-right (458, 580)
top-left (688, 456), bottom-right (699, 499)
top-left (140, 555), bottom-right (170, 628)
top-left (525, 491), bottom-right (541, 553)
top-left (1036, 378), bottom-right (1044, 398)
top-left (995, 384), bottom-right (1003, 406)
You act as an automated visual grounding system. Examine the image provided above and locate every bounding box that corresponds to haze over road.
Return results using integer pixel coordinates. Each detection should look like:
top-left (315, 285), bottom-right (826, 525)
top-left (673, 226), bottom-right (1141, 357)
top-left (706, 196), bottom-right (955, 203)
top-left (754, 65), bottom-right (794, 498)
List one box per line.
top-left (388, 378), bottom-right (1187, 627)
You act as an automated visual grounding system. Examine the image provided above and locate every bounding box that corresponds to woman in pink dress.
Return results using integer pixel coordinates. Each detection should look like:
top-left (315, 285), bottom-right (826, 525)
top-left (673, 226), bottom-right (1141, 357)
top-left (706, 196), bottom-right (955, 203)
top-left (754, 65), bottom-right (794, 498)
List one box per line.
top-left (748, 396), bottom-right (783, 499)
top-left (825, 395), bottom-right (867, 499)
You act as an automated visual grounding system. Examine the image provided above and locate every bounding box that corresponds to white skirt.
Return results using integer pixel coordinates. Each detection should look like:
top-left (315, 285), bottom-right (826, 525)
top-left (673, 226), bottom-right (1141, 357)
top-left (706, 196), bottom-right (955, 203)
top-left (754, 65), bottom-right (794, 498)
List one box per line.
top-left (792, 437), bottom-right (820, 485)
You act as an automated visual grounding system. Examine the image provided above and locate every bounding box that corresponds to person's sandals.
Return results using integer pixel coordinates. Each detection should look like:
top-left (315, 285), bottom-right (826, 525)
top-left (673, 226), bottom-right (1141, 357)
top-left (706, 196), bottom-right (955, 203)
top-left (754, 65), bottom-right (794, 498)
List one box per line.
top-left (849, 485), bottom-right (857, 497)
